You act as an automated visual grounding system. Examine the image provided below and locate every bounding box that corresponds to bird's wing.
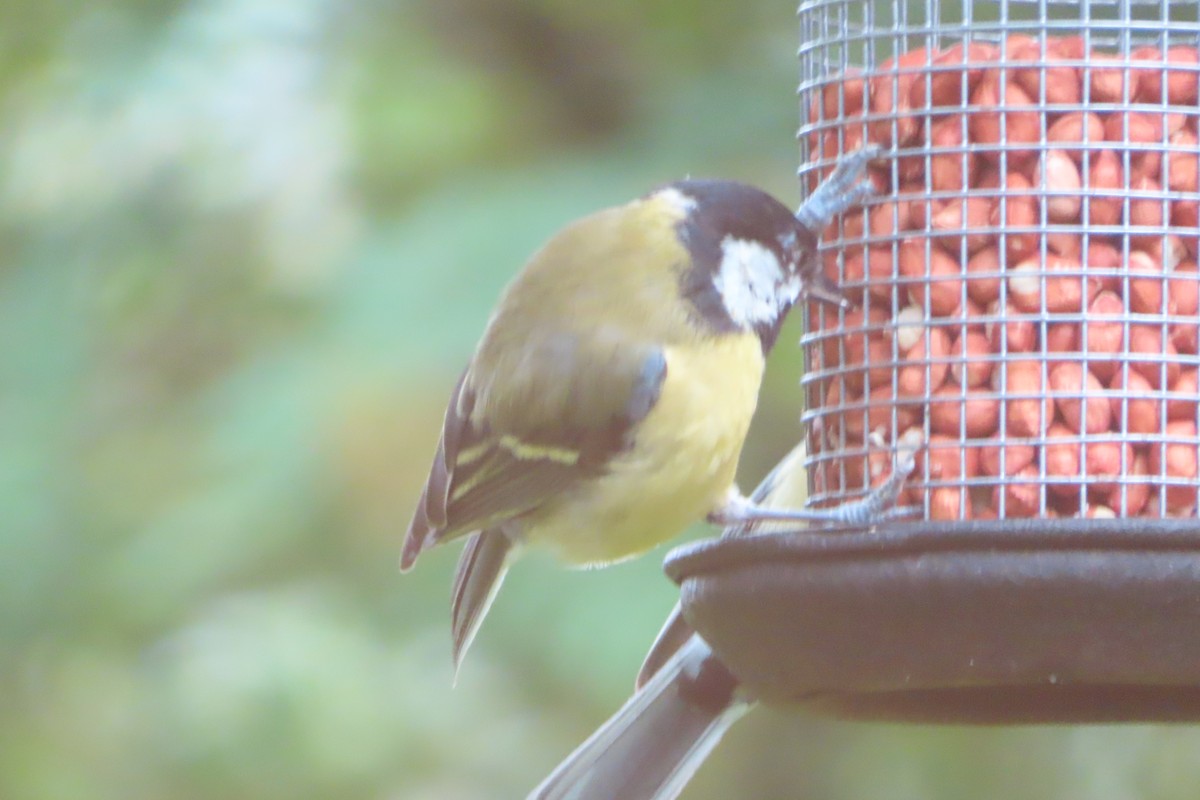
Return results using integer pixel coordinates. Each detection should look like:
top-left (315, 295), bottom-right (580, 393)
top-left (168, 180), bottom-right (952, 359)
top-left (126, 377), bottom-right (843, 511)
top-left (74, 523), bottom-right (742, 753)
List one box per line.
top-left (402, 339), bottom-right (667, 570)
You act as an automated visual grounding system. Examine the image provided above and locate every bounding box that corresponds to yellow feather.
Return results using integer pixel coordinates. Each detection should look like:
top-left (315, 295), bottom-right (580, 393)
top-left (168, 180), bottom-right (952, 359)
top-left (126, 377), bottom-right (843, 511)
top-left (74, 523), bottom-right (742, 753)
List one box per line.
top-left (497, 435), bottom-right (580, 464)
top-left (520, 332), bottom-right (765, 565)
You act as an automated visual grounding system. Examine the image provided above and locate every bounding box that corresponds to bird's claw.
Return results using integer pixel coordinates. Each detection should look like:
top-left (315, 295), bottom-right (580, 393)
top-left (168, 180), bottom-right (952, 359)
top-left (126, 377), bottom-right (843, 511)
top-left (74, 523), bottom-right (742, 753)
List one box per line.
top-left (797, 144), bottom-right (884, 232)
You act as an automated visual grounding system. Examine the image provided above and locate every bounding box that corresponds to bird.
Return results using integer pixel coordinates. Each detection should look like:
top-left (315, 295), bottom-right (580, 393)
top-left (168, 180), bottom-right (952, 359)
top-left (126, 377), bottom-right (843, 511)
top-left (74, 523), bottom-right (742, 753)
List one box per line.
top-left (527, 436), bottom-right (920, 800)
top-left (402, 146), bottom-right (882, 671)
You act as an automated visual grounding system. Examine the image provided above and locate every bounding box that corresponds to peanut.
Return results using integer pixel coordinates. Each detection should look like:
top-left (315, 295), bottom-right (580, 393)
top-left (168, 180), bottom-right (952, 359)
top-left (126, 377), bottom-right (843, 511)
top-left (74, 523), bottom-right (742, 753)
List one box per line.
top-left (950, 330), bottom-right (992, 388)
top-left (1167, 128), bottom-right (1200, 194)
top-left (1151, 419), bottom-right (1200, 512)
top-left (869, 48), bottom-right (935, 146)
top-left (970, 75), bottom-right (1040, 161)
top-left (1129, 323), bottom-right (1181, 389)
top-left (929, 486), bottom-right (971, 520)
top-left (1108, 368), bottom-right (1161, 435)
top-left (929, 116), bottom-right (977, 192)
top-left (1002, 359), bottom-right (1054, 437)
top-left (1127, 249), bottom-right (1165, 314)
top-left (1169, 370), bottom-right (1199, 422)
top-left (1086, 149), bottom-right (1123, 227)
top-left (928, 384), bottom-right (1001, 437)
top-left (1084, 439), bottom-right (1134, 494)
top-left (1084, 290), bottom-right (1125, 381)
top-left (1106, 451), bottom-right (1151, 517)
top-left (978, 437), bottom-right (1036, 477)
top-left (991, 172), bottom-right (1038, 261)
top-left (1036, 149), bottom-right (1083, 222)
top-left (899, 239), bottom-right (963, 316)
top-left (1044, 423), bottom-right (1082, 498)
top-left (1088, 55), bottom-right (1140, 103)
top-left (910, 41), bottom-right (998, 108)
top-left (994, 464), bottom-right (1040, 518)
top-left (985, 301), bottom-right (1036, 353)
top-left (965, 245), bottom-right (1003, 305)
top-left (919, 433), bottom-right (981, 482)
top-left (897, 326), bottom-right (951, 397)
top-left (1047, 111), bottom-right (1105, 156)
top-left (1049, 362), bottom-right (1111, 434)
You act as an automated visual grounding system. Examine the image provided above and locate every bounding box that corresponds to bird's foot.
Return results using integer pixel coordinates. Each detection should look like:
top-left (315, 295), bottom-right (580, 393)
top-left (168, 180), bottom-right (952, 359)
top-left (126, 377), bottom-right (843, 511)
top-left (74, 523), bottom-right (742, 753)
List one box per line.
top-left (708, 429), bottom-right (922, 531)
top-left (796, 143), bottom-right (882, 233)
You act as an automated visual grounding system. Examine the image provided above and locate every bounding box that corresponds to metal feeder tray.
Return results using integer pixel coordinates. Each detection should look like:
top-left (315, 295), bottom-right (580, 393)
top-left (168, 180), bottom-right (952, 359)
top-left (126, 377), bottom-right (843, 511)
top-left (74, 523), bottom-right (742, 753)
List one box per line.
top-left (664, 517), bottom-right (1200, 723)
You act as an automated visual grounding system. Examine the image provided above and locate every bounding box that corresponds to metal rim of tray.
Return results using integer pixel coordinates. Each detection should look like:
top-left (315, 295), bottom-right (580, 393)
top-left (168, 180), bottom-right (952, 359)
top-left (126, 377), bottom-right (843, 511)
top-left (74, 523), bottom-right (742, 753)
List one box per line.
top-left (664, 518), bottom-right (1200, 723)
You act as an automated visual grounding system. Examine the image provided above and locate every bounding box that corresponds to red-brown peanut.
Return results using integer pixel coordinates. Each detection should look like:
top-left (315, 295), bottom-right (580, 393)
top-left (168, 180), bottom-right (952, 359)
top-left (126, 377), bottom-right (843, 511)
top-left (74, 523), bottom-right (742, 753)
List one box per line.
top-left (1044, 423), bottom-right (1082, 498)
top-left (1047, 111), bottom-right (1105, 156)
top-left (1002, 360), bottom-right (1054, 437)
top-left (991, 173), bottom-right (1038, 261)
top-left (1084, 290), bottom-right (1125, 382)
top-left (1036, 150), bottom-right (1083, 222)
top-left (994, 464), bottom-right (1041, 518)
top-left (1085, 440), bottom-right (1134, 494)
top-left (919, 434), bottom-right (980, 482)
top-left (929, 117), bottom-right (976, 192)
top-left (1170, 370), bottom-right (1199, 421)
top-left (1086, 149), bottom-right (1123, 226)
top-left (1127, 249), bottom-right (1165, 314)
top-left (1008, 253), bottom-right (1086, 313)
top-left (910, 41), bottom-right (998, 108)
top-left (1088, 55), bottom-right (1140, 102)
top-left (1008, 35), bottom-right (1083, 106)
top-left (899, 240), bottom-right (963, 316)
top-left (1151, 420), bottom-right (1200, 511)
top-left (1105, 112), bottom-right (1164, 181)
top-left (1168, 129), bottom-right (1200, 193)
top-left (965, 245), bottom-right (1003, 305)
top-left (929, 486), bottom-right (971, 520)
top-left (869, 48), bottom-right (934, 146)
top-left (950, 330), bottom-right (992, 388)
top-left (928, 384), bottom-right (1001, 437)
top-left (1108, 369), bottom-right (1160, 435)
top-left (930, 196), bottom-right (992, 255)
top-left (1129, 324), bottom-right (1181, 389)
top-left (1049, 362), bottom-right (1111, 434)
top-left (970, 75), bottom-right (1039, 162)
top-left (1107, 451), bottom-right (1151, 517)
top-left (985, 301), bottom-right (1036, 353)
top-left (978, 437), bottom-right (1036, 477)
top-left (898, 326), bottom-right (951, 397)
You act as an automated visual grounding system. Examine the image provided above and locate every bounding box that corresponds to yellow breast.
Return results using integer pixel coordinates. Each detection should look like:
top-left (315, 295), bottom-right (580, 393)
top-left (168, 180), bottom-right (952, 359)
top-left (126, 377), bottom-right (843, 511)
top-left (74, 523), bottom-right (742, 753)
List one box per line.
top-left (523, 332), bottom-right (765, 565)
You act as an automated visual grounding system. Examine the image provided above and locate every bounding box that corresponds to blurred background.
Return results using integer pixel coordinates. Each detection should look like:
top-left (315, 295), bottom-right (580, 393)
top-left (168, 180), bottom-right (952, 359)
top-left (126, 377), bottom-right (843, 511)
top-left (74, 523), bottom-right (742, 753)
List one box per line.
top-left (5, 0), bottom-right (1200, 798)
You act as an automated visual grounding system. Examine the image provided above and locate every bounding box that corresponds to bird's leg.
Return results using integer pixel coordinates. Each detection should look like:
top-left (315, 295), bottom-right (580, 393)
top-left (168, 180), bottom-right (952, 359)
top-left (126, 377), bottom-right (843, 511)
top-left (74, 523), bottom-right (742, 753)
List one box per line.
top-left (795, 144), bottom-right (882, 234)
top-left (708, 432), bottom-right (921, 530)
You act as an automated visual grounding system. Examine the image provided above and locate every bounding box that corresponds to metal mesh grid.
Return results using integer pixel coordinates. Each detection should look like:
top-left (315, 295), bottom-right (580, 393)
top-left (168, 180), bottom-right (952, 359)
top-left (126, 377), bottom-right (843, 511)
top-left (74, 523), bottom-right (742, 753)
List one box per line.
top-left (797, 0), bottom-right (1200, 521)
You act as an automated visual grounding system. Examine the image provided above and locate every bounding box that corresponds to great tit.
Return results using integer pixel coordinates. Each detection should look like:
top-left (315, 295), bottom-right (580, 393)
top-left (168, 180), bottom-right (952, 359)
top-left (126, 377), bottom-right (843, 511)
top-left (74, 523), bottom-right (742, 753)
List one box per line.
top-left (402, 147), bottom-right (881, 669)
top-left (528, 437), bottom-right (920, 800)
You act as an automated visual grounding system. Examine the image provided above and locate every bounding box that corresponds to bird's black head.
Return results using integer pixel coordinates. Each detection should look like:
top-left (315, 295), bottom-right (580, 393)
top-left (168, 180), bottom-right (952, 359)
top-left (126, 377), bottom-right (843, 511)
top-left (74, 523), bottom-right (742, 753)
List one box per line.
top-left (661, 179), bottom-right (832, 352)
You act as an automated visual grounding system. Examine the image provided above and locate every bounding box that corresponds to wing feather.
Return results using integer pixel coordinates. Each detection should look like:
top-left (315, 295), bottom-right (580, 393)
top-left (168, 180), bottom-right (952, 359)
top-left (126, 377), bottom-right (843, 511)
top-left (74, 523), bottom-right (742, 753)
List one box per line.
top-left (401, 342), bottom-right (667, 568)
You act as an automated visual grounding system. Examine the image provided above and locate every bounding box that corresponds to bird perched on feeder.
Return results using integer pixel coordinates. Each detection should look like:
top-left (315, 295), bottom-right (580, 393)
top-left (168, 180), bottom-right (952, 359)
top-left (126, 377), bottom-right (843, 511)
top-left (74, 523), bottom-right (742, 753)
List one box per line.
top-left (402, 146), bottom-right (883, 670)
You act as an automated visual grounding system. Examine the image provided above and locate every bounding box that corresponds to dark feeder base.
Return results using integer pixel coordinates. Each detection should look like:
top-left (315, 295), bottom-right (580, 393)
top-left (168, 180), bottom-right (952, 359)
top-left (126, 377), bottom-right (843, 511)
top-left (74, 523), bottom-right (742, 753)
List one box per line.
top-left (663, 518), bottom-right (1200, 724)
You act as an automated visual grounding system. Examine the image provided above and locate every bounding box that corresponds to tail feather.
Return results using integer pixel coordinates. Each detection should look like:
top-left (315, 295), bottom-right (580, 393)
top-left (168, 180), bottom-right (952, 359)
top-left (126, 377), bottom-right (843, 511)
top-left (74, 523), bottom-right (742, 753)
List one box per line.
top-left (636, 601), bottom-right (693, 690)
top-left (529, 637), bottom-right (749, 800)
top-left (451, 529), bottom-right (513, 675)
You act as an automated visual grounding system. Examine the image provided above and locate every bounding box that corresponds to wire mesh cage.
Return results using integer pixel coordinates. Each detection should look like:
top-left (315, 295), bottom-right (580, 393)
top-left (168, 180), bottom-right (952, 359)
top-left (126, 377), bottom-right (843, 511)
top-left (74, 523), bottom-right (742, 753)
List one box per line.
top-left (797, 0), bottom-right (1200, 523)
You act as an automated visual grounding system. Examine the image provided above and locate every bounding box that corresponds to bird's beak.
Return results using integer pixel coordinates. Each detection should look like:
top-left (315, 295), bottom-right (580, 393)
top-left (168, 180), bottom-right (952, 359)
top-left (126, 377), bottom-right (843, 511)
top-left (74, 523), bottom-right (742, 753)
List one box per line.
top-left (805, 272), bottom-right (853, 309)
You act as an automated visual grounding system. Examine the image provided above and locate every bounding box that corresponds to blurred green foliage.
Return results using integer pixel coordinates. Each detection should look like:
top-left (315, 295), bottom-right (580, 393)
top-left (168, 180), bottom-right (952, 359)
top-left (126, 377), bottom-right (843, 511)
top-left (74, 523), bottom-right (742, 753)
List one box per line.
top-left (5, 1), bottom-right (1200, 798)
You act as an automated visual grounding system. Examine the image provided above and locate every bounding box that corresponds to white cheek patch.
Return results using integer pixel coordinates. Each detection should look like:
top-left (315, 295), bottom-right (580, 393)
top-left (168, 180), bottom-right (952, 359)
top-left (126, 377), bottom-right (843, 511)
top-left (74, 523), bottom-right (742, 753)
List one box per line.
top-left (711, 236), bottom-right (801, 328)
